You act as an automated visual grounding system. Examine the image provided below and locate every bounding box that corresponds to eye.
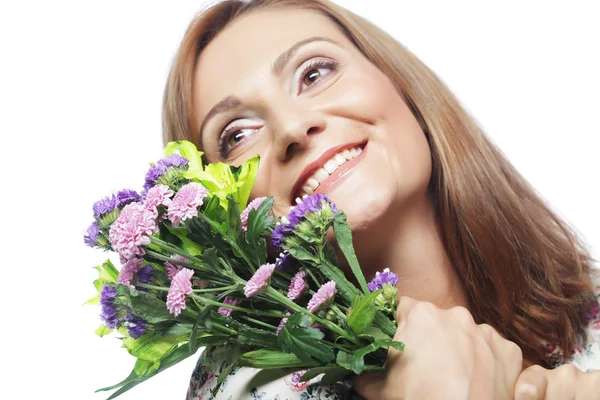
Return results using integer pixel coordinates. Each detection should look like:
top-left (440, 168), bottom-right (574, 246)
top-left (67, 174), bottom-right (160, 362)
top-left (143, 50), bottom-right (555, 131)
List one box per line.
top-left (296, 58), bottom-right (339, 94)
top-left (218, 119), bottom-right (260, 158)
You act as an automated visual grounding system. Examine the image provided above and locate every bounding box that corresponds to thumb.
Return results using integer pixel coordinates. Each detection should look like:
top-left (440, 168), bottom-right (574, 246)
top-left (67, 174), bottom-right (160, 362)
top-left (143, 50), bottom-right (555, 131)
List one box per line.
top-left (353, 372), bottom-right (386, 399)
top-left (513, 365), bottom-right (548, 400)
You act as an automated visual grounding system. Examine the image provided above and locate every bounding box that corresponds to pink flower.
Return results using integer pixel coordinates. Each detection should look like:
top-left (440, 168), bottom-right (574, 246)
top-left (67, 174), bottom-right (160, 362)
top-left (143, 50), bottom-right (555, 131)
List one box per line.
top-left (307, 281), bottom-right (337, 313)
top-left (167, 182), bottom-right (209, 226)
top-left (287, 270), bottom-right (307, 301)
top-left (166, 268), bottom-right (194, 317)
top-left (240, 197), bottom-right (267, 232)
top-left (144, 184), bottom-right (173, 213)
top-left (117, 257), bottom-right (144, 285)
top-left (109, 202), bottom-right (158, 260)
top-left (164, 254), bottom-right (189, 280)
top-left (244, 263), bottom-right (275, 298)
top-left (276, 311), bottom-right (291, 335)
top-left (217, 296), bottom-right (241, 318)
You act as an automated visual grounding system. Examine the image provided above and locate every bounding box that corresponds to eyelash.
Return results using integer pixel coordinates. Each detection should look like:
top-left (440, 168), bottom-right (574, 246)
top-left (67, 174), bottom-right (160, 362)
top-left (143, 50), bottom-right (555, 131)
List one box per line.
top-left (218, 57), bottom-right (340, 158)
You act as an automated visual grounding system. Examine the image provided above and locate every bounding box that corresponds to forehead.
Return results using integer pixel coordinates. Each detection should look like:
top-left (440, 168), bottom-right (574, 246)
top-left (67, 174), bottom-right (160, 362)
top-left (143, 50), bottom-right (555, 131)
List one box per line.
top-left (193, 8), bottom-right (350, 118)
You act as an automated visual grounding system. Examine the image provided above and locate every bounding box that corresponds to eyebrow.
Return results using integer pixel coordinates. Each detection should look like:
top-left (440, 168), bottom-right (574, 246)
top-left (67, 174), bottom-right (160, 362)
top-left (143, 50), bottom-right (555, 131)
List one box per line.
top-left (198, 36), bottom-right (342, 140)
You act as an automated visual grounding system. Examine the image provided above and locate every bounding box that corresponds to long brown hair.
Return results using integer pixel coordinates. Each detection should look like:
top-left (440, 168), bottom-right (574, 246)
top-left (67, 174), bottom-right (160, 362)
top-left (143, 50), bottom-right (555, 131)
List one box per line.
top-left (162, 0), bottom-right (597, 366)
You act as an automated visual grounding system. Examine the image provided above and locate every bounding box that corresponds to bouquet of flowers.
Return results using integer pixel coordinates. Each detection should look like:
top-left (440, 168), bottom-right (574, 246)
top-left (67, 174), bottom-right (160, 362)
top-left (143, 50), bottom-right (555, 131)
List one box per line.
top-left (84, 140), bottom-right (402, 398)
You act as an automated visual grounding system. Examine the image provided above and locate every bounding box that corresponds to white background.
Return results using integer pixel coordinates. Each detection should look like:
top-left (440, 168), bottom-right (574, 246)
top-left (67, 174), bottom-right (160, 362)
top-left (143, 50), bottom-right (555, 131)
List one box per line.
top-left (1, 0), bottom-right (599, 399)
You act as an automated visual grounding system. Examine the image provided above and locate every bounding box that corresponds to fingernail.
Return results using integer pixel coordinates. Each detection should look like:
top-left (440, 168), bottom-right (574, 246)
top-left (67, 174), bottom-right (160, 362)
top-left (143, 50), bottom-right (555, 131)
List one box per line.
top-left (515, 383), bottom-right (538, 400)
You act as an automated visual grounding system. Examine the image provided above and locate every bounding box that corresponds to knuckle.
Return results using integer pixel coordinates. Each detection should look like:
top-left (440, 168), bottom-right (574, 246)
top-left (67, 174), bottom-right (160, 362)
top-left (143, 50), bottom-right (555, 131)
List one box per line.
top-left (506, 341), bottom-right (523, 363)
top-left (412, 300), bottom-right (437, 315)
top-left (449, 306), bottom-right (475, 325)
top-left (554, 363), bottom-right (579, 380)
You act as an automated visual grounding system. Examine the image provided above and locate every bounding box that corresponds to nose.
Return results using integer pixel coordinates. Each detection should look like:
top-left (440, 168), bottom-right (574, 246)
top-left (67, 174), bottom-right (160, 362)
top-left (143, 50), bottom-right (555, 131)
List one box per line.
top-left (268, 99), bottom-right (325, 161)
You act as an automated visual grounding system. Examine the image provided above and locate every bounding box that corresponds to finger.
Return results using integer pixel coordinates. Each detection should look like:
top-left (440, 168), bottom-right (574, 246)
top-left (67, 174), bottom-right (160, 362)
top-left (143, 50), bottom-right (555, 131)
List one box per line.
top-left (514, 365), bottom-right (548, 400)
top-left (576, 370), bottom-right (600, 400)
top-left (353, 372), bottom-right (386, 400)
top-left (395, 296), bottom-right (418, 328)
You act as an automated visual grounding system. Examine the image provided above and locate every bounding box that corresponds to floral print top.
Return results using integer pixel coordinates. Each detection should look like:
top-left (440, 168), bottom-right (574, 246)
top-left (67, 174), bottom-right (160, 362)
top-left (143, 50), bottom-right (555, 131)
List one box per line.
top-left (187, 277), bottom-right (600, 399)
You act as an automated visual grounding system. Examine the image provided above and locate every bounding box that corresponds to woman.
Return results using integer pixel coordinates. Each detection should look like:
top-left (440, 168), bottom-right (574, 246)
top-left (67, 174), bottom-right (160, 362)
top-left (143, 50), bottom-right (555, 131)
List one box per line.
top-left (162, 0), bottom-right (600, 398)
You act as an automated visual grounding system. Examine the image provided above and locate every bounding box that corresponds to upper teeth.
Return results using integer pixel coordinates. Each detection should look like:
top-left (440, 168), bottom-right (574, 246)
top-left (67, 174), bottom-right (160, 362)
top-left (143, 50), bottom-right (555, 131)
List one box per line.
top-left (298, 145), bottom-right (363, 198)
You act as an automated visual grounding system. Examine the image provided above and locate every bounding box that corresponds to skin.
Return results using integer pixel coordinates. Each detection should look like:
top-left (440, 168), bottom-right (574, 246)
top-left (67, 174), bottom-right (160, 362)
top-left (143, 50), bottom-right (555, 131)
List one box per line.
top-left (194, 8), bottom-right (466, 309)
top-left (191, 7), bottom-right (599, 399)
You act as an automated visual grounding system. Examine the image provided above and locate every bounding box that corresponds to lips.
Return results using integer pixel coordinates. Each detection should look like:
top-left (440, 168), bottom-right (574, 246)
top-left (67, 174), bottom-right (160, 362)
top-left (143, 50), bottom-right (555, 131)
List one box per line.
top-left (291, 141), bottom-right (367, 203)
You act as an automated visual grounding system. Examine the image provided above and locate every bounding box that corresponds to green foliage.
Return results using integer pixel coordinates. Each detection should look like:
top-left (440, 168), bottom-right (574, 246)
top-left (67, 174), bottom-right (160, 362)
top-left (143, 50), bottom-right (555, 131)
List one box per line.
top-left (350, 339), bottom-right (405, 374)
top-left (347, 290), bottom-right (381, 335)
top-left (333, 212), bottom-right (370, 294)
top-left (277, 314), bottom-right (335, 363)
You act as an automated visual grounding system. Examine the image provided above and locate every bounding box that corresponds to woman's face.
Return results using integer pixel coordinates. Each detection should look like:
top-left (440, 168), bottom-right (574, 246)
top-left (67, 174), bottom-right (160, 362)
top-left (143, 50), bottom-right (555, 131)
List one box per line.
top-left (194, 8), bottom-right (432, 241)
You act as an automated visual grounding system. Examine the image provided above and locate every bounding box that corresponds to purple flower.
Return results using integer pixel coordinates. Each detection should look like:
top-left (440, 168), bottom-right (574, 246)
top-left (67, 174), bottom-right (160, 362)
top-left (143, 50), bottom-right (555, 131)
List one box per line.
top-left (271, 194), bottom-right (338, 250)
top-left (287, 270), bottom-right (307, 301)
top-left (240, 197), bottom-right (267, 232)
top-left (117, 257), bottom-right (144, 285)
top-left (244, 263), bottom-right (275, 298)
top-left (307, 281), bottom-right (336, 313)
top-left (109, 202), bottom-right (158, 260)
top-left (144, 154), bottom-right (189, 191)
top-left (100, 285), bottom-right (120, 329)
top-left (276, 311), bottom-right (291, 335)
top-left (367, 268), bottom-right (399, 292)
top-left (137, 265), bottom-right (153, 284)
top-left (116, 189), bottom-right (141, 208)
top-left (167, 182), bottom-right (209, 227)
top-left (217, 296), bottom-right (241, 318)
top-left (84, 221), bottom-right (100, 247)
top-left (124, 314), bottom-right (147, 339)
top-left (275, 252), bottom-right (297, 271)
top-left (93, 194), bottom-right (118, 218)
top-left (166, 268), bottom-right (194, 317)
top-left (164, 254), bottom-right (189, 280)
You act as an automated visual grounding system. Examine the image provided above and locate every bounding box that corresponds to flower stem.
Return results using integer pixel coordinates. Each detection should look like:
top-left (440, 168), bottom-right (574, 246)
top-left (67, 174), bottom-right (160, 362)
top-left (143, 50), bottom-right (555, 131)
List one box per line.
top-left (195, 212), bottom-right (256, 273)
top-left (147, 238), bottom-right (212, 272)
top-left (190, 294), bottom-right (288, 318)
top-left (264, 287), bottom-right (360, 345)
top-left (238, 315), bottom-right (277, 330)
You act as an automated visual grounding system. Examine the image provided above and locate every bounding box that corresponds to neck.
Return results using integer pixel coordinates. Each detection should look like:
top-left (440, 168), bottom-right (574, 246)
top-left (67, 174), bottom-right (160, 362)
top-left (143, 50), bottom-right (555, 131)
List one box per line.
top-left (356, 194), bottom-right (468, 310)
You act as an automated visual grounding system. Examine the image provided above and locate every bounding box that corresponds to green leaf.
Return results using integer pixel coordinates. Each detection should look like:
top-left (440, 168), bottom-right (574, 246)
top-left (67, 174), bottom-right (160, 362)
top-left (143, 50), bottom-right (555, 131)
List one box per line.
top-left (333, 212), bottom-right (370, 294)
top-left (277, 313), bottom-right (335, 363)
top-left (164, 225), bottom-right (203, 256)
top-left (287, 247), bottom-right (318, 263)
top-left (316, 260), bottom-right (360, 306)
top-left (84, 293), bottom-right (100, 305)
top-left (321, 367), bottom-right (353, 385)
top-left (347, 290), bottom-right (381, 335)
top-left (163, 140), bottom-right (204, 175)
top-left (225, 194), bottom-right (242, 247)
top-left (299, 366), bottom-right (352, 384)
top-left (350, 339), bottom-right (405, 374)
top-left (373, 311), bottom-right (397, 337)
top-left (97, 340), bottom-right (201, 399)
top-left (237, 348), bottom-right (320, 369)
top-left (232, 155), bottom-right (259, 209)
top-left (117, 285), bottom-right (172, 323)
top-left (336, 351), bottom-right (352, 370)
top-left (95, 324), bottom-right (113, 337)
top-left (237, 324), bottom-right (278, 348)
top-left (245, 197), bottom-right (274, 240)
top-left (358, 326), bottom-right (392, 342)
top-left (121, 332), bottom-right (185, 365)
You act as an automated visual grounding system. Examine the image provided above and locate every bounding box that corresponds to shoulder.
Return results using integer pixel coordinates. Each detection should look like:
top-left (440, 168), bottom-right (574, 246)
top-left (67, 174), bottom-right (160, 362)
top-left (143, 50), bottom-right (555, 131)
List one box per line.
top-left (186, 344), bottom-right (359, 400)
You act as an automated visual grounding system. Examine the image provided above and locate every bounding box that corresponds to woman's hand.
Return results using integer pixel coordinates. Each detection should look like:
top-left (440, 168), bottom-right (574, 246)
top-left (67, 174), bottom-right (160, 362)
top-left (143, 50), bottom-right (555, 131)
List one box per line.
top-left (514, 364), bottom-right (600, 399)
top-left (354, 296), bottom-right (523, 400)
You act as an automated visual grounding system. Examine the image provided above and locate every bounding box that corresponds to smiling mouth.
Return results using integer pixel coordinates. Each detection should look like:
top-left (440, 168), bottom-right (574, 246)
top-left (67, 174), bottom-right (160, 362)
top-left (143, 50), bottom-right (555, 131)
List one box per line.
top-left (292, 142), bottom-right (367, 202)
